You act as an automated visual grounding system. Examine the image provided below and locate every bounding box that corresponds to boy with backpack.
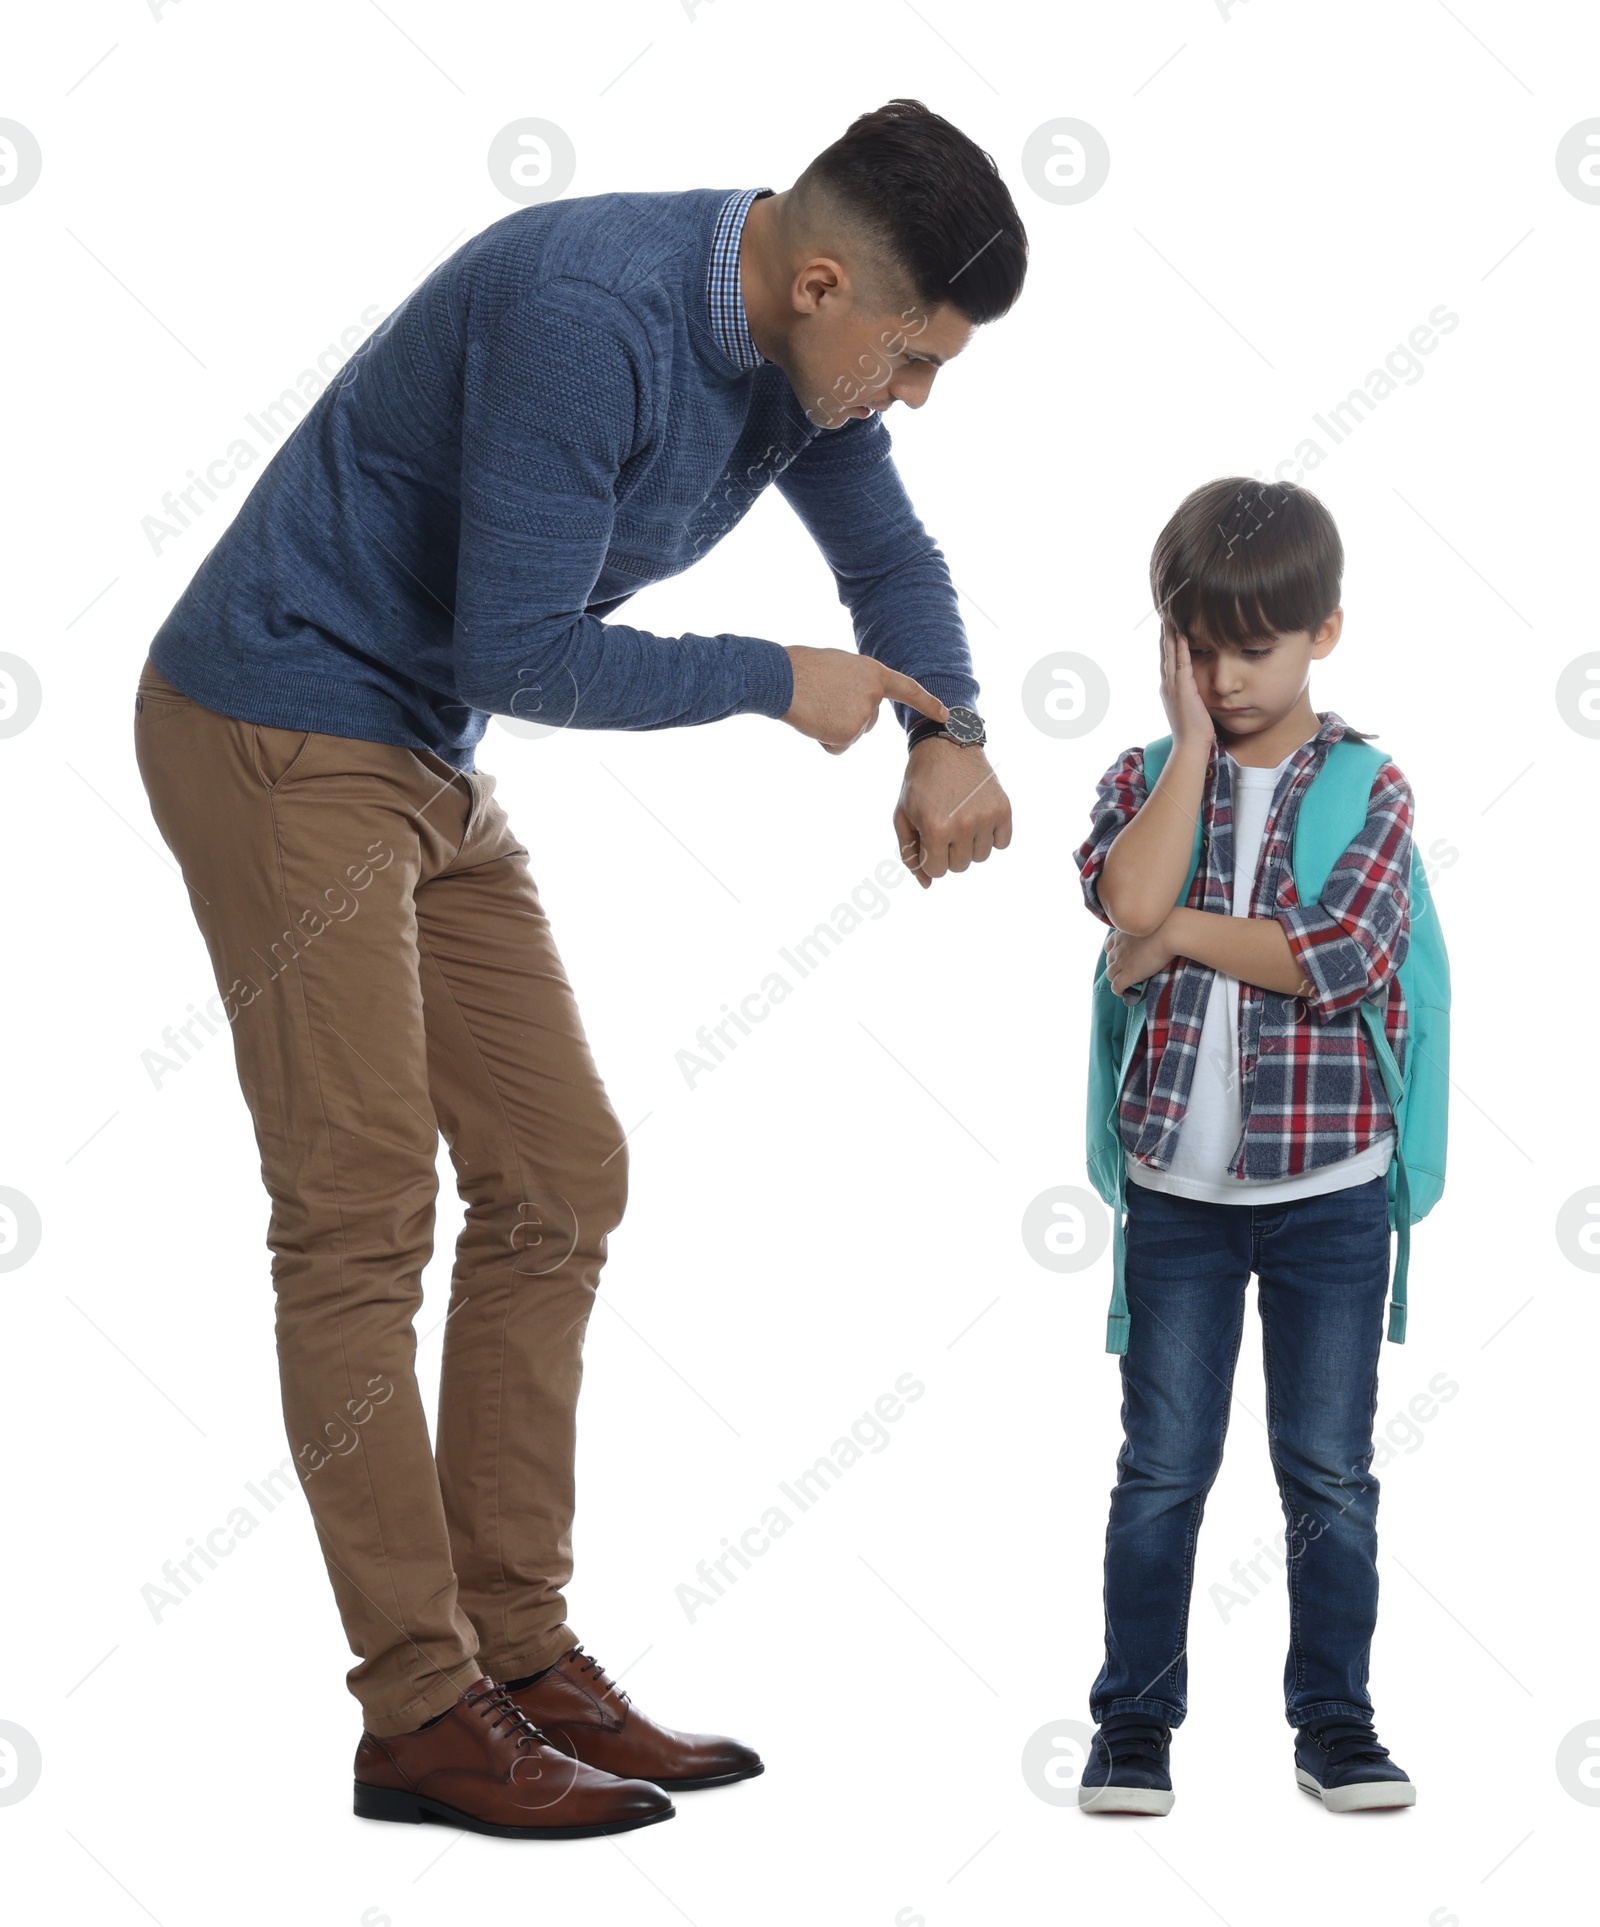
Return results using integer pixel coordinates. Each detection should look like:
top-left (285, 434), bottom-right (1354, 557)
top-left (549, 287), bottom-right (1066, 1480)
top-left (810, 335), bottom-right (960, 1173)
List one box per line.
top-left (1072, 477), bottom-right (1449, 1814)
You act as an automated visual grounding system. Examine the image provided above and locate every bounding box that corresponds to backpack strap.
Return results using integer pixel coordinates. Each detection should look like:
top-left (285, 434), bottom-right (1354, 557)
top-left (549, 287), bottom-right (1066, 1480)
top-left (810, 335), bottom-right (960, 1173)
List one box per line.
top-left (1102, 735), bottom-right (1197, 1354)
top-left (1288, 737), bottom-right (1386, 901)
top-left (1358, 999), bottom-right (1410, 1341)
top-left (1301, 739), bottom-right (1413, 1342)
top-left (1104, 1007), bottom-right (1149, 1354)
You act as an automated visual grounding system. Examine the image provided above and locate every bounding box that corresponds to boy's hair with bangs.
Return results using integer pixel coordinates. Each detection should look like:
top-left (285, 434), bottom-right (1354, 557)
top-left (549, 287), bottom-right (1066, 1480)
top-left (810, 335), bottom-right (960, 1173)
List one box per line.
top-left (1151, 478), bottom-right (1343, 649)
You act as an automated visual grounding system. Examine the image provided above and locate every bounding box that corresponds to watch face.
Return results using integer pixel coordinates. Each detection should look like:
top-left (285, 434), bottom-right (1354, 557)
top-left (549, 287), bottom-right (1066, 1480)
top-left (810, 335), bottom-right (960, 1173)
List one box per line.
top-left (944, 705), bottom-right (985, 744)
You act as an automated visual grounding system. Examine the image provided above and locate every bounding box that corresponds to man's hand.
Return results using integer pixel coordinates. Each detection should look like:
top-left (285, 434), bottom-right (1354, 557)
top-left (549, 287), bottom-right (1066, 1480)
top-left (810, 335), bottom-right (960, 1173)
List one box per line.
top-left (1104, 920), bottom-right (1178, 996)
top-left (894, 735), bottom-right (1012, 889)
top-left (782, 645), bottom-right (948, 753)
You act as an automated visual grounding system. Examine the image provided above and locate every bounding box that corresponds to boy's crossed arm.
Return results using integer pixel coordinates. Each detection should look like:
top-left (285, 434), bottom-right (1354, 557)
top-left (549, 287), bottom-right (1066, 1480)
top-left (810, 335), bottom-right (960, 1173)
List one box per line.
top-left (1108, 905), bottom-right (1313, 1001)
top-left (1079, 741), bottom-right (1414, 1013)
top-left (1091, 737), bottom-right (1313, 998)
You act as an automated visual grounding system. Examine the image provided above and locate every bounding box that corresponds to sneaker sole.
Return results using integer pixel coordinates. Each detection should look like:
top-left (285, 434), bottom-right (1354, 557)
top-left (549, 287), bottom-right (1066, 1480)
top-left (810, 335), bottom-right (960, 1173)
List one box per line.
top-left (1077, 1783), bottom-right (1175, 1815)
top-left (1295, 1769), bottom-right (1415, 1812)
top-left (353, 1780), bottom-right (676, 1838)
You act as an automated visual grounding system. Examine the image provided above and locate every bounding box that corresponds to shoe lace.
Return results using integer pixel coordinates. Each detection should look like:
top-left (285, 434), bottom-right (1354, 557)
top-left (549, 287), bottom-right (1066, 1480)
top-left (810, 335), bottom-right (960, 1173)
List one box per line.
top-left (464, 1679), bottom-right (551, 1753)
top-left (570, 1644), bottom-right (631, 1709)
top-left (1306, 1717), bottom-right (1391, 1771)
top-left (1098, 1714), bottom-right (1170, 1764)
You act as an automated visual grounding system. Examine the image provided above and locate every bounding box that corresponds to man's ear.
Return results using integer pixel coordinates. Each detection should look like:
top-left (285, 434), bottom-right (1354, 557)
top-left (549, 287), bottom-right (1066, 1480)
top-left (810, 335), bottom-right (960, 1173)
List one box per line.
top-left (1311, 608), bottom-right (1344, 657)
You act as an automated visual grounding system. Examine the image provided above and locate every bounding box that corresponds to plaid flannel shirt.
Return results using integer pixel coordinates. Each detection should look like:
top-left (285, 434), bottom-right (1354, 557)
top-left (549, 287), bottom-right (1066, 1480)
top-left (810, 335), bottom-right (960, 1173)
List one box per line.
top-left (1076, 710), bottom-right (1413, 1183)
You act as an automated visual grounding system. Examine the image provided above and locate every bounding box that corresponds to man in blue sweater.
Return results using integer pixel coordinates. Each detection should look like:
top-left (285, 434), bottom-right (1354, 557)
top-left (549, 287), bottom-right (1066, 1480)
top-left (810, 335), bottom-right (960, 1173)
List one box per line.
top-left (134, 99), bottom-right (1025, 1838)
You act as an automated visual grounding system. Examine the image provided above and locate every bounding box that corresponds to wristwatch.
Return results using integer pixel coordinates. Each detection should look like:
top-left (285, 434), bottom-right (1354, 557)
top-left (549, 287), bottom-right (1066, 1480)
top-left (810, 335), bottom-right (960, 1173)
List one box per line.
top-left (907, 704), bottom-right (987, 752)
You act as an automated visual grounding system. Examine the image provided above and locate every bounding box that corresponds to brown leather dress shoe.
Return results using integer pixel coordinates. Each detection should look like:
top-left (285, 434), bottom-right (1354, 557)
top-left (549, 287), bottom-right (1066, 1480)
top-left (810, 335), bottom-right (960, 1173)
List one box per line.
top-left (354, 1676), bottom-right (675, 1838)
top-left (505, 1647), bottom-right (764, 1791)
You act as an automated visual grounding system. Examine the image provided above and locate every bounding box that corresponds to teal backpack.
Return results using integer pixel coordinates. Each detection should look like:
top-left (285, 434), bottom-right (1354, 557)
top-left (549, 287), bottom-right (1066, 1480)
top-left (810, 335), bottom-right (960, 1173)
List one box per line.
top-left (1085, 733), bottom-right (1450, 1355)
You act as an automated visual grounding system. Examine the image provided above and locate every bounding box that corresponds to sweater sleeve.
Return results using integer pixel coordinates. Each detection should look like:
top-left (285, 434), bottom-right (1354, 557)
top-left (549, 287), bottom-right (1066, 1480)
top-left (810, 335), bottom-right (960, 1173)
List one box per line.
top-left (451, 289), bottom-right (794, 730)
top-left (774, 413), bottom-right (979, 735)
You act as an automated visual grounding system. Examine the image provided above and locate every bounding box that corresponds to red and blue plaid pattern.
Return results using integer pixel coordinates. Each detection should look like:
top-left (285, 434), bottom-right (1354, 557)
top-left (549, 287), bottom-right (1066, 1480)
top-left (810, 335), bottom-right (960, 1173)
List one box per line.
top-left (1076, 711), bottom-right (1413, 1182)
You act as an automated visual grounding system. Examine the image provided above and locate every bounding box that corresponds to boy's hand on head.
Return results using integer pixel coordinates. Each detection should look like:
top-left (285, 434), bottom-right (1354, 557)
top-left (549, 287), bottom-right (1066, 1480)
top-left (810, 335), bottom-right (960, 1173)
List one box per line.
top-left (1104, 921), bottom-right (1178, 995)
top-left (1159, 625), bottom-right (1213, 751)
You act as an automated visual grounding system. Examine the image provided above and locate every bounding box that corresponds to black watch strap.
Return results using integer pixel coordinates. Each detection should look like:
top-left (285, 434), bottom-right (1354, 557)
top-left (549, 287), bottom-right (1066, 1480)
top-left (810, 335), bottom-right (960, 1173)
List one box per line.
top-left (906, 716), bottom-right (948, 752)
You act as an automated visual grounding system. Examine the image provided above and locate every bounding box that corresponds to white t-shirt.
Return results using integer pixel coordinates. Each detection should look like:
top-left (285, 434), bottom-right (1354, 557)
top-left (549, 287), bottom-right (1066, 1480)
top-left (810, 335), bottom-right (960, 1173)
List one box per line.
top-left (1126, 741), bottom-right (1394, 1205)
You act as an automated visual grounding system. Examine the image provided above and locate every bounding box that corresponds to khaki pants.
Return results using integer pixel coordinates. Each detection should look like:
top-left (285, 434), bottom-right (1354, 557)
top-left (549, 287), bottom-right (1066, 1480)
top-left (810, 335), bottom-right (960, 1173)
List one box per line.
top-left (133, 657), bottom-right (627, 1736)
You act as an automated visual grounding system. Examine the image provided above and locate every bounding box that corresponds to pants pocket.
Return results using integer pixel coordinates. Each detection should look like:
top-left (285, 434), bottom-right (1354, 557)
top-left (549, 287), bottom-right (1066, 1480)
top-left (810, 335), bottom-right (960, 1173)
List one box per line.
top-left (134, 657), bottom-right (193, 711)
top-left (253, 722), bottom-right (315, 790)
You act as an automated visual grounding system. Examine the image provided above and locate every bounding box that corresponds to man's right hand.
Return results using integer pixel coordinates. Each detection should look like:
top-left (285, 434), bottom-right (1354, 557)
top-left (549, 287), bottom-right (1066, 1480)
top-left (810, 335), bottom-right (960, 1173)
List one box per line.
top-left (781, 645), bottom-right (948, 755)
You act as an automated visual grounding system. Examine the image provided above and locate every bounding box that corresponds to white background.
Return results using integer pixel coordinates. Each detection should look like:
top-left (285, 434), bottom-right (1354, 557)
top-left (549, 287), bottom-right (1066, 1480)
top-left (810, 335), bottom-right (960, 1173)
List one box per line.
top-left (3, 2), bottom-right (1597, 1924)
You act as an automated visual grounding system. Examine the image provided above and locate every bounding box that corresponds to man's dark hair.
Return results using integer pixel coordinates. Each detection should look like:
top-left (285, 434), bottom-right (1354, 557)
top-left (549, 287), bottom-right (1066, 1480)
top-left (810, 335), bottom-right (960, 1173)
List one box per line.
top-left (1151, 477), bottom-right (1344, 647)
top-left (795, 99), bottom-right (1028, 325)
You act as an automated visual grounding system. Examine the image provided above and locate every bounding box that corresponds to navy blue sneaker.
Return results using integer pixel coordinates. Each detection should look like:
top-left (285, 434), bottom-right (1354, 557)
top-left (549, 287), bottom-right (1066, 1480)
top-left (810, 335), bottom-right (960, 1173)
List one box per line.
top-left (1078, 1713), bottom-right (1174, 1814)
top-left (1294, 1716), bottom-right (1415, 1811)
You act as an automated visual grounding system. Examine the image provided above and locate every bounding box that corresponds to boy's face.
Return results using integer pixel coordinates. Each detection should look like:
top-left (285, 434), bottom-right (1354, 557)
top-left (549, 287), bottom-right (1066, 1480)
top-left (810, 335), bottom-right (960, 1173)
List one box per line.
top-left (1169, 612), bottom-right (1344, 735)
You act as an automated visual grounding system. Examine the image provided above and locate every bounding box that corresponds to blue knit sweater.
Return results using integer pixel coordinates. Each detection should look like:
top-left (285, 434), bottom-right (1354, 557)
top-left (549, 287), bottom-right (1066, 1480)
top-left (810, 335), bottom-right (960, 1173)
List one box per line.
top-left (148, 189), bottom-right (981, 772)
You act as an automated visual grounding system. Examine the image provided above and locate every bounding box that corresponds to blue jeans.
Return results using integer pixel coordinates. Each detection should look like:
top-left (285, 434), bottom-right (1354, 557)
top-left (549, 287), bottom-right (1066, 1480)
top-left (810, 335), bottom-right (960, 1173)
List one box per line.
top-left (1090, 1173), bottom-right (1392, 1730)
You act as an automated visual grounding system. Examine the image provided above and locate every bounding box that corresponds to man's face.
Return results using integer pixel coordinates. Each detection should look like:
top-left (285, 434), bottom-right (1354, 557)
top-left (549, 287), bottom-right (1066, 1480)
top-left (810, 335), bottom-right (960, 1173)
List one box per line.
top-left (785, 289), bottom-right (974, 431)
top-left (1170, 613), bottom-right (1343, 734)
